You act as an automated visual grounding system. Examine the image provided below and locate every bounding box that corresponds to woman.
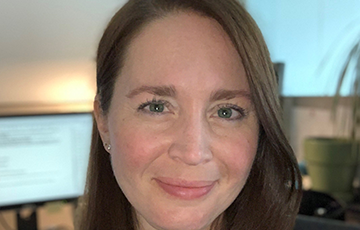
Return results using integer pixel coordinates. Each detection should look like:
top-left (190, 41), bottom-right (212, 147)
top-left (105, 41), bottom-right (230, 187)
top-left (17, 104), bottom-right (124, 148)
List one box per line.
top-left (79, 0), bottom-right (302, 229)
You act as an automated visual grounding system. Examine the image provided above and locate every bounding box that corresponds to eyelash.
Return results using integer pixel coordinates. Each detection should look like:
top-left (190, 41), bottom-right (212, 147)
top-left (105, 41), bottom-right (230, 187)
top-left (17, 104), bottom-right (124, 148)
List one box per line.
top-left (216, 103), bottom-right (246, 120)
top-left (137, 99), bottom-right (246, 120)
top-left (137, 98), bottom-right (170, 114)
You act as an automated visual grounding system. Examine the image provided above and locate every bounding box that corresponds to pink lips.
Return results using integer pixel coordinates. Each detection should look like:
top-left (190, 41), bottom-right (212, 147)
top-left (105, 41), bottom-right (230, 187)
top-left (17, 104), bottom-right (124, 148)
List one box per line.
top-left (155, 177), bottom-right (215, 200)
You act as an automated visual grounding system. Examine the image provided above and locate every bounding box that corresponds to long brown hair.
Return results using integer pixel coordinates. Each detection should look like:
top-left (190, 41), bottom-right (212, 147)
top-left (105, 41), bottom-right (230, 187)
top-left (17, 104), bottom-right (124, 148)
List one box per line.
top-left (79, 0), bottom-right (302, 229)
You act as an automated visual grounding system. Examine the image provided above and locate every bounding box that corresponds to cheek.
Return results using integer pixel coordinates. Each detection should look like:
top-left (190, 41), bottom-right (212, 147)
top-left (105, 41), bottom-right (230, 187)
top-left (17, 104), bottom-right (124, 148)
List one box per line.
top-left (220, 130), bottom-right (258, 183)
top-left (109, 121), bottom-right (165, 172)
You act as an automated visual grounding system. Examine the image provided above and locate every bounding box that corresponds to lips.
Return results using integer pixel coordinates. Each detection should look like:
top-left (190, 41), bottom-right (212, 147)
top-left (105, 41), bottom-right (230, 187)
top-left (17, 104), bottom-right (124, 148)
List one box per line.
top-left (154, 177), bottom-right (216, 200)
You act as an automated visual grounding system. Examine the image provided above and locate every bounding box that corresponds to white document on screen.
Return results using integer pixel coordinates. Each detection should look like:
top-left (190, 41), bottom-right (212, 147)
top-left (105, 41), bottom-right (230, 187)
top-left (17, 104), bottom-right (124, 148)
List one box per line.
top-left (0, 113), bottom-right (92, 207)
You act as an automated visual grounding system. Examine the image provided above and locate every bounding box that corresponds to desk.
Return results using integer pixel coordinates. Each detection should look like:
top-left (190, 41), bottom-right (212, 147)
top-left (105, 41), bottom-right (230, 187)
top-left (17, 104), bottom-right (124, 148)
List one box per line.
top-left (0, 203), bottom-right (74, 230)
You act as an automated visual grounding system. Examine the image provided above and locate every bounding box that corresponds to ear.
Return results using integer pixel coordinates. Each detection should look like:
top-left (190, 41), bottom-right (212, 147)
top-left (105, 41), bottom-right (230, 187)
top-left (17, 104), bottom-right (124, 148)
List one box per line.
top-left (93, 97), bottom-right (110, 146)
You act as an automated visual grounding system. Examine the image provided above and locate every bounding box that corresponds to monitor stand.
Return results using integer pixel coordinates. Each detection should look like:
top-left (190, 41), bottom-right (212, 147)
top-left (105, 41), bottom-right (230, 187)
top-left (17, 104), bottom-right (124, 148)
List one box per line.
top-left (16, 207), bottom-right (38, 230)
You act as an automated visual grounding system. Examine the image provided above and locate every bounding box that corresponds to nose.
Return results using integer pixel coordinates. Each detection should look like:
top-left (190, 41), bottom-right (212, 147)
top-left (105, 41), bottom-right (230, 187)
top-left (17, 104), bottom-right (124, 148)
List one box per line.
top-left (168, 114), bottom-right (213, 165)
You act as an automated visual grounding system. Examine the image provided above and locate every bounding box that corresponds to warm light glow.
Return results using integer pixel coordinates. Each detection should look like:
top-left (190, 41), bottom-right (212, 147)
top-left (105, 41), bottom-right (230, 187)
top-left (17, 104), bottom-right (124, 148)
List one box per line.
top-left (0, 59), bottom-right (96, 104)
top-left (49, 74), bottom-right (96, 102)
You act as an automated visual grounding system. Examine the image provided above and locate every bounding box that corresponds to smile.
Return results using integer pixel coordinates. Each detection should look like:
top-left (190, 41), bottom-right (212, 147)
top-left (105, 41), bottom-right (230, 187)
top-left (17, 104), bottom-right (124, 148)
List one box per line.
top-left (154, 177), bottom-right (216, 200)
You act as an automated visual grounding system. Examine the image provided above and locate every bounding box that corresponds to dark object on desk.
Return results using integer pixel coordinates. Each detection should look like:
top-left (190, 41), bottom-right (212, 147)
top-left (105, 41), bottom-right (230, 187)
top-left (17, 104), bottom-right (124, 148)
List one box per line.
top-left (299, 190), bottom-right (346, 221)
top-left (346, 204), bottom-right (360, 224)
top-left (17, 208), bottom-right (37, 230)
top-left (294, 215), bottom-right (360, 230)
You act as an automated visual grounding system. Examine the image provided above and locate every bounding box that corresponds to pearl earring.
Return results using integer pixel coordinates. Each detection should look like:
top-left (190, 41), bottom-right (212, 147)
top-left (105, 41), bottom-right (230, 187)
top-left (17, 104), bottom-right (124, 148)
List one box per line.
top-left (104, 143), bottom-right (111, 151)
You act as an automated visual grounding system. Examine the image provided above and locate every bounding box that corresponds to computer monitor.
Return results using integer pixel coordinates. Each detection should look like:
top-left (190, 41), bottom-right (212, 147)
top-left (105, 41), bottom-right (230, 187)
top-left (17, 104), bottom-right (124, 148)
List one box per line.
top-left (0, 112), bottom-right (93, 229)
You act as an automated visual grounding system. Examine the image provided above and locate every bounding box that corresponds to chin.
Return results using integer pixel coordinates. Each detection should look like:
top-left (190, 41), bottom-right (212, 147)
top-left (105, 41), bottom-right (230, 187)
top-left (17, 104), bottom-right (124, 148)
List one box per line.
top-left (149, 221), bottom-right (211, 230)
top-left (138, 207), bottom-right (217, 230)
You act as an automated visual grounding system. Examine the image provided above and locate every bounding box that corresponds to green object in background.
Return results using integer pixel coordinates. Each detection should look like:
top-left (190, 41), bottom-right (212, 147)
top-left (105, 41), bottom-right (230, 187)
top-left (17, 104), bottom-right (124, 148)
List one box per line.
top-left (304, 138), bottom-right (359, 202)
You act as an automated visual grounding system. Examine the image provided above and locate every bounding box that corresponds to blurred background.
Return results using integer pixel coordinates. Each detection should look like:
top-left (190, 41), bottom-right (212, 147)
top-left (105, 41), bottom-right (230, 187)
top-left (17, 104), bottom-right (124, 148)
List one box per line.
top-left (0, 0), bottom-right (359, 229)
top-left (0, 0), bottom-right (125, 105)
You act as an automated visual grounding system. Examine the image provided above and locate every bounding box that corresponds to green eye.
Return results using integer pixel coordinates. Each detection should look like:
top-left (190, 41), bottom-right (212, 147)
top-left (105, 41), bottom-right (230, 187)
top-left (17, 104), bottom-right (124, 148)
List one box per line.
top-left (149, 103), bottom-right (165, 112)
top-left (218, 108), bottom-right (232, 118)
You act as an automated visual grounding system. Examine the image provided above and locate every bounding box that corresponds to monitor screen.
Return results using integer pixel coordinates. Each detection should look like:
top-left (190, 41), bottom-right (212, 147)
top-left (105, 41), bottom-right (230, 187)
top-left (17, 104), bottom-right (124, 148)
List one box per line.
top-left (0, 113), bottom-right (93, 209)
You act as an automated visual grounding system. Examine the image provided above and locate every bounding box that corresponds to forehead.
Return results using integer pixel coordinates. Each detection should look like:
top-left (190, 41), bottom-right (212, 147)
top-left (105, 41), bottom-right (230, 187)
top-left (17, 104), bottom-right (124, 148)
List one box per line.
top-left (119, 11), bottom-right (248, 93)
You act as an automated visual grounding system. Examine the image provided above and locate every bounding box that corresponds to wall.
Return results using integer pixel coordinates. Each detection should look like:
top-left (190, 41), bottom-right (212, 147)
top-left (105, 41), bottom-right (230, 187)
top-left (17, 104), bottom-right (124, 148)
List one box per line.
top-left (283, 97), bottom-right (352, 161)
top-left (247, 0), bottom-right (360, 96)
top-left (0, 0), bottom-right (126, 105)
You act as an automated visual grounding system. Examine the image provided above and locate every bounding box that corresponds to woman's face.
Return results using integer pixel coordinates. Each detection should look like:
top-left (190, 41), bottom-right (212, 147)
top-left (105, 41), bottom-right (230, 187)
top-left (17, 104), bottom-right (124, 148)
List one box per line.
top-left (96, 12), bottom-right (259, 230)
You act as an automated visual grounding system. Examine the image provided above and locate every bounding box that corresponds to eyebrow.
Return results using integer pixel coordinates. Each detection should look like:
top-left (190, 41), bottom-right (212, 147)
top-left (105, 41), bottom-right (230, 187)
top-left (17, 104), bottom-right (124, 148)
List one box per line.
top-left (126, 84), bottom-right (251, 102)
top-left (210, 89), bottom-right (252, 102)
top-left (126, 85), bottom-right (177, 98)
